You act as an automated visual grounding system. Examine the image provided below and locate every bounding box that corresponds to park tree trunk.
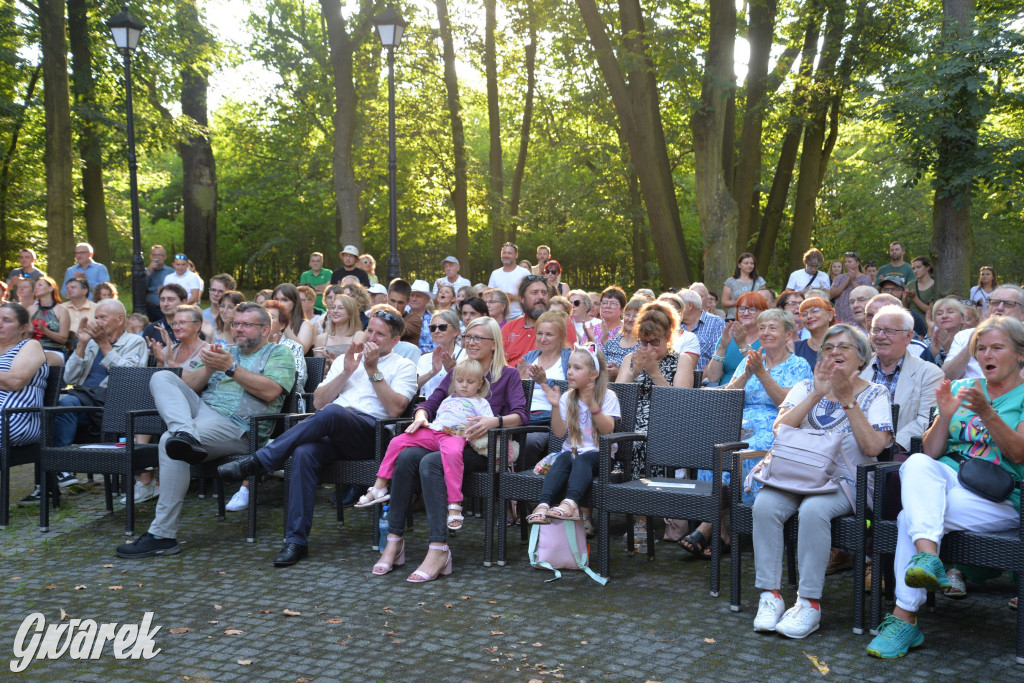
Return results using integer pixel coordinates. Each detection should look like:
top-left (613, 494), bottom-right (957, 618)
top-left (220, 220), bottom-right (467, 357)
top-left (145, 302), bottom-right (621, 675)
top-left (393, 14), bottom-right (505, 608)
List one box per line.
top-left (0, 66), bottom-right (41, 275)
top-left (39, 0), bottom-right (75, 272)
top-left (787, 0), bottom-right (847, 273)
top-left (508, 15), bottom-right (537, 246)
top-left (691, 0), bottom-right (739, 291)
top-left (67, 0), bottom-right (110, 268)
top-left (485, 0), bottom-right (504, 269)
top-left (577, 0), bottom-right (691, 287)
top-left (180, 69), bottom-right (218, 278)
top-left (932, 0), bottom-right (975, 297)
top-left (733, 0), bottom-right (778, 252)
top-left (435, 0), bottom-right (469, 273)
top-left (321, 0), bottom-right (362, 251)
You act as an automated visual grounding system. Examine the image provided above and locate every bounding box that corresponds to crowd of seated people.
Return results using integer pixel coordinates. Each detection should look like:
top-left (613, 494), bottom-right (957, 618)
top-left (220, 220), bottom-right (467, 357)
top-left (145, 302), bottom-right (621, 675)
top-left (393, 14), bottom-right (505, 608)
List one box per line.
top-left (4, 239), bottom-right (1023, 663)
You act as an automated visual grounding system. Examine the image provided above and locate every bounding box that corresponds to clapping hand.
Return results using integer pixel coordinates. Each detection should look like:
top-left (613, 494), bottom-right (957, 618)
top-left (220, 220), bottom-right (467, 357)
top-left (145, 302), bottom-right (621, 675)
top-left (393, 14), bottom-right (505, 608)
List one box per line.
top-left (540, 381), bottom-right (562, 406)
top-left (744, 348), bottom-right (767, 379)
top-left (958, 379), bottom-right (994, 420)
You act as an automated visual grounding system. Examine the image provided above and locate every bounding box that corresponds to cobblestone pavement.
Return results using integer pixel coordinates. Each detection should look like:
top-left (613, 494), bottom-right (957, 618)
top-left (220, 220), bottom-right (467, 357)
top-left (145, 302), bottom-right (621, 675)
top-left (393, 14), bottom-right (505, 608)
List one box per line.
top-left (1, 465), bottom-right (1021, 681)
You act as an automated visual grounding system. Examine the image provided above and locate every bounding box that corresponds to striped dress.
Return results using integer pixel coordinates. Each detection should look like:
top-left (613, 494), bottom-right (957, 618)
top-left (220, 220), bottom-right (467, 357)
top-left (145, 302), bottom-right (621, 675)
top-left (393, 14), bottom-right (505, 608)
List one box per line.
top-left (0, 340), bottom-right (49, 446)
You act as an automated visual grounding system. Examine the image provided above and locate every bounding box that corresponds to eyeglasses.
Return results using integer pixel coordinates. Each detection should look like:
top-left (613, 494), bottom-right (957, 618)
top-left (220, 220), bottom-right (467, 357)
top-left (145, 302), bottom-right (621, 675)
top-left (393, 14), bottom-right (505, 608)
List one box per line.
top-left (849, 296), bottom-right (872, 304)
top-left (821, 342), bottom-right (856, 353)
top-left (737, 306), bottom-right (760, 314)
top-left (231, 321), bottom-right (266, 330)
top-left (463, 334), bottom-right (494, 345)
top-left (545, 268), bottom-right (559, 274)
top-left (373, 310), bottom-right (400, 323)
top-left (870, 327), bottom-right (910, 337)
top-left (328, 305), bottom-right (347, 313)
top-left (800, 307), bottom-right (823, 318)
top-left (570, 300), bottom-right (584, 307)
top-left (428, 323), bottom-right (450, 333)
top-left (171, 320), bottom-right (198, 328)
top-left (989, 298), bottom-right (1022, 309)
top-left (174, 253), bottom-right (187, 260)
top-left (600, 300), bottom-right (621, 308)
top-left (638, 338), bottom-right (662, 347)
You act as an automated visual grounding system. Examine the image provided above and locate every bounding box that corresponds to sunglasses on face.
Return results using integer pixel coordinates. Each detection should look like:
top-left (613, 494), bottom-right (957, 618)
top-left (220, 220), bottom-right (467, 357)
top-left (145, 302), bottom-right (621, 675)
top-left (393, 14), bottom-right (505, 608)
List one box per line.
top-left (174, 254), bottom-right (187, 260)
top-left (638, 338), bottom-right (662, 347)
top-left (545, 269), bottom-right (559, 274)
top-left (428, 323), bottom-right (450, 333)
top-left (571, 300), bottom-right (584, 307)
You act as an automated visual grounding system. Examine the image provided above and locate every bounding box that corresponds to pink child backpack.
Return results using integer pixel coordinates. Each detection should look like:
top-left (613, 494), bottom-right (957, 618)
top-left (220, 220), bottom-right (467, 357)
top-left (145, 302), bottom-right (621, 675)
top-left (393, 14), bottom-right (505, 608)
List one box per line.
top-left (528, 519), bottom-right (607, 585)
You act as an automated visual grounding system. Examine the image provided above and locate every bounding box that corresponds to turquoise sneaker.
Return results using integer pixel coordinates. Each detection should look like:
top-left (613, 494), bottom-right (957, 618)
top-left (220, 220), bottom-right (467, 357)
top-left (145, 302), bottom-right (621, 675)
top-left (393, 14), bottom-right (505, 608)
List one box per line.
top-left (904, 551), bottom-right (950, 590)
top-left (866, 614), bottom-right (924, 659)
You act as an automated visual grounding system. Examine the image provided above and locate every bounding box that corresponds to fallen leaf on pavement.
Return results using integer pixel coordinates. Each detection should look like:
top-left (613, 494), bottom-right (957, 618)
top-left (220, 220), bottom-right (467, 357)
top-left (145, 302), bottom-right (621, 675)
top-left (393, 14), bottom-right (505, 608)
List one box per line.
top-left (237, 660), bottom-right (252, 666)
top-left (580, 641), bottom-right (588, 645)
top-left (704, 638), bottom-right (715, 643)
top-left (102, 564), bottom-right (113, 568)
top-left (45, 584), bottom-right (56, 590)
top-left (214, 604), bottom-right (222, 610)
top-left (444, 603), bottom-right (453, 608)
top-left (60, 609), bottom-right (68, 621)
top-left (74, 585), bottom-right (86, 590)
top-left (325, 618), bottom-right (342, 624)
top-left (282, 609), bottom-right (301, 617)
top-left (169, 627), bottom-right (190, 634)
top-left (208, 621), bottom-right (219, 625)
top-left (804, 652), bottom-right (829, 675)
top-left (108, 585), bottom-right (123, 591)
top-left (259, 610), bottom-right (271, 614)
top-left (460, 595), bottom-right (469, 600)
top-left (224, 629), bottom-right (243, 635)
top-left (491, 631), bottom-right (504, 636)
top-left (532, 642), bottom-right (542, 647)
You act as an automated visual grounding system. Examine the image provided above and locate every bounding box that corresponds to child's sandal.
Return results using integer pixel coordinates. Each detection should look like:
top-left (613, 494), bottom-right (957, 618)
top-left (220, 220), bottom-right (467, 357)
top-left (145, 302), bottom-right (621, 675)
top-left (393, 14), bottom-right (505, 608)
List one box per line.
top-left (546, 499), bottom-right (580, 521)
top-left (446, 503), bottom-right (464, 530)
top-left (526, 504), bottom-right (551, 525)
top-left (581, 513), bottom-right (595, 538)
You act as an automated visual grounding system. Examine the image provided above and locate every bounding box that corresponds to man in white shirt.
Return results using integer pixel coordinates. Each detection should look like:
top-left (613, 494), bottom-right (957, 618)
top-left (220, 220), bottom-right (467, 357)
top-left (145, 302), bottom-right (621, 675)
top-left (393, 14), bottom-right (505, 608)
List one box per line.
top-left (432, 256), bottom-right (471, 296)
top-left (218, 306), bottom-right (418, 567)
top-left (944, 284), bottom-right (1024, 380)
top-left (785, 248), bottom-right (831, 292)
top-left (487, 242), bottom-right (531, 318)
top-left (162, 253), bottom-right (203, 305)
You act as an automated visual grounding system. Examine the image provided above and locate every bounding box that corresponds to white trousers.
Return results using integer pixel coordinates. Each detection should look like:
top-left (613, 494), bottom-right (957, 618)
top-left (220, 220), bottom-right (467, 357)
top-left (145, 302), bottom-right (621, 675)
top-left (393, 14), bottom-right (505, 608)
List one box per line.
top-left (894, 452), bottom-right (1019, 612)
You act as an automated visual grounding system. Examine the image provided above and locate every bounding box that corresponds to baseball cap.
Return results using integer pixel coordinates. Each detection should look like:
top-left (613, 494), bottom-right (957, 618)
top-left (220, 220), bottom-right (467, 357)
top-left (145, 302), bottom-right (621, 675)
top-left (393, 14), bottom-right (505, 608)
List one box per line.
top-left (878, 275), bottom-right (906, 289)
top-left (368, 283), bottom-right (387, 295)
top-left (441, 256), bottom-right (459, 266)
top-left (341, 245), bottom-right (359, 257)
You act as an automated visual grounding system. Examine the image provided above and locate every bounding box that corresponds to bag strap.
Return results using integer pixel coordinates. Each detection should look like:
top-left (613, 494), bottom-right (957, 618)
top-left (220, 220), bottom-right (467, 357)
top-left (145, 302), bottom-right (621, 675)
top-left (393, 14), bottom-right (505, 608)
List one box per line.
top-left (564, 521), bottom-right (608, 586)
top-left (527, 524), bottom-right (562, 582)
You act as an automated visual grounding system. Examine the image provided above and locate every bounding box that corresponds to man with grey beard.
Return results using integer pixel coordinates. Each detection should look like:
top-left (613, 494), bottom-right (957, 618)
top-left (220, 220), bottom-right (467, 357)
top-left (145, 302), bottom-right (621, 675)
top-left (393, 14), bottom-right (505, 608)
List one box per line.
top-left (500, 275), bottom-right (579, 366)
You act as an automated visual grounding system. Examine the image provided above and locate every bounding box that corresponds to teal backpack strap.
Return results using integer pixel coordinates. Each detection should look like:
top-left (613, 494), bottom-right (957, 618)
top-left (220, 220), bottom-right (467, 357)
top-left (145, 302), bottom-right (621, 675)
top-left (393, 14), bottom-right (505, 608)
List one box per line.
top-left (528, 523), bottom-right (562, 582)
top-left (564, 521), bottom-right (608, 586)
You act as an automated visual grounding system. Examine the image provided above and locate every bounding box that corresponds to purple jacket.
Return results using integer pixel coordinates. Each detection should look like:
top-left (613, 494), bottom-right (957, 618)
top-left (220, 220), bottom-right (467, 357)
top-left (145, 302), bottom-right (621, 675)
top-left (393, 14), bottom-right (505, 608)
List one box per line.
top-left (420, 365), bottom-right (530, 426)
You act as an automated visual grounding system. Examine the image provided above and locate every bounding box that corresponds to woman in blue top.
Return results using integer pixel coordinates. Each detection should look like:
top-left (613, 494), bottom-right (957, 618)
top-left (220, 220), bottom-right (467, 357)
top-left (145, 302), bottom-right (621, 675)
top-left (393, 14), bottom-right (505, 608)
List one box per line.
top-left (868, 316), bottom-right (1024, 659)
top-left (703, 291), bottom-right (768, 386)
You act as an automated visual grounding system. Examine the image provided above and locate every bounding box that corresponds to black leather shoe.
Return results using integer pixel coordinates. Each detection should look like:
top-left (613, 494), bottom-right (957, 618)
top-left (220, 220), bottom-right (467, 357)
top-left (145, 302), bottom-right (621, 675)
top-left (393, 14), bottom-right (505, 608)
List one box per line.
top-left (165, 431), bottom-right (208, 464)
top-left (273, 542), bottom-right (308, 567)
top-left (217, 455), bottom-right (265, 482)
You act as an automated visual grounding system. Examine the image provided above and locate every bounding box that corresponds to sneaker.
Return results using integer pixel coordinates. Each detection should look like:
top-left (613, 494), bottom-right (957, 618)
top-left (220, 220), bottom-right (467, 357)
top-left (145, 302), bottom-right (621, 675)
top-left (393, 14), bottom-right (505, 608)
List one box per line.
top-left (225, 487), bottom-right (249, 512)
top-left (904, 551), bottom-right (950, 590)
top-left (774, 599), bottom-right (821, 639)
top-left (865, 613), bottom-right (924, 659)
top-left (120, 480), bottom-right (159, 505)
top-left (18, 486), bottom-right (43, 506)
top-left (753, 591), bottom-right (787, 633)
top-left (116, 532), bottom-right (180, 559)
top-left (57, 472), bottom-right (79, 488)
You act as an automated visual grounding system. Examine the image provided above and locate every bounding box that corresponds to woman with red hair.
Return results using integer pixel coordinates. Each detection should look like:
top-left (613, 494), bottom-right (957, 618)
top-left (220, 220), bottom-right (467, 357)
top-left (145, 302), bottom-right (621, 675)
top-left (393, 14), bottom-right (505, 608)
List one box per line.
top-left (703, 291), bottom-right (769, 386)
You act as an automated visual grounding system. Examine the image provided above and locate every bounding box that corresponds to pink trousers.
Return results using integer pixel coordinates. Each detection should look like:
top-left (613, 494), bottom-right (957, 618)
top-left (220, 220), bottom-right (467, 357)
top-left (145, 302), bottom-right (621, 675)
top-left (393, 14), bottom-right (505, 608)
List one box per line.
top-left (378, 428), bottom-right (468, 504)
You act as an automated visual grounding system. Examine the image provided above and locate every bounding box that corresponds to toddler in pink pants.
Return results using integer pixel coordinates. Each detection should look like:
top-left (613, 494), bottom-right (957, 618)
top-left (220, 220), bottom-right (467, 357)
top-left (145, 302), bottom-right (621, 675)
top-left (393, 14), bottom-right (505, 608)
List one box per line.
top-left (355, 359), bottom-right (492, 530)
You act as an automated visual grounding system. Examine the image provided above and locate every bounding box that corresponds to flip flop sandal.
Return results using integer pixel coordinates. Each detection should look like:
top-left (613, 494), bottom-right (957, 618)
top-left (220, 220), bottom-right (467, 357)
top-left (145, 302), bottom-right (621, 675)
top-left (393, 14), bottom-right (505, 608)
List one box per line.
top-left (679, 530), bottom-right (708, 558)
top-left (943, 571), bottom-right (968, 599)
top-left (701, 540), bottom-right (731, 560)
top-left (582, 514), bottom-right (596, 538)
top-left (446, 504), bottom-right (465, 531)
top-left (546, 499), bottom-right (580, 521)
top-left (527, 504), bottom-right (551, 525)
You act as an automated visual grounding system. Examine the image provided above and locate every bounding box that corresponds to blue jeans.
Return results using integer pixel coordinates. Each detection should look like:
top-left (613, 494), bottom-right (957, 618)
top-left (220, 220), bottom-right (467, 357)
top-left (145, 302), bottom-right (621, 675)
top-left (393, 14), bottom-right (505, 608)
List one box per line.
top-left (54, 394), bottom-right (90, 447)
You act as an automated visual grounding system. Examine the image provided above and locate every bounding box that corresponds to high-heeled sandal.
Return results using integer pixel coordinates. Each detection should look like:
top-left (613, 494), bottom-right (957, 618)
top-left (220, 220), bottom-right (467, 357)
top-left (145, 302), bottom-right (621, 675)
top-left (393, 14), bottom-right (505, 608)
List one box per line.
top-left (407, 544), bottom-right (452, 583)
top-left (354, 485), bottom-right (390, 508)
top-left (546, 499), bottom-right (580, 521)
top-left (447, 503), bottom-right (465, 530)
top-left (526, 504), bottom-right (551, 525)
top-left (372, 535), bottom-right (405, 575)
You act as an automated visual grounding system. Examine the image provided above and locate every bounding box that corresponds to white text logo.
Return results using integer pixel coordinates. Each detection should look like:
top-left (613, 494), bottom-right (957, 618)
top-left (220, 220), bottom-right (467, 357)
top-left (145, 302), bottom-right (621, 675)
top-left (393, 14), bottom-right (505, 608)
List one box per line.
top-left (10, 612), bottom-right (161, 672)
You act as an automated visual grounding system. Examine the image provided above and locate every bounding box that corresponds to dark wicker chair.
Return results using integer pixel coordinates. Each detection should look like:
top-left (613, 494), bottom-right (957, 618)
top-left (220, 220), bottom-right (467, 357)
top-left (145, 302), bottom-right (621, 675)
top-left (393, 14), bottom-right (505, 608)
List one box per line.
top-left (39, 366), bottom-right (181, 536)
top-left (195, 355), bottom-right (326, 542)
top-left (494, 382), bottom-right (640, 566)
top-left (729, 404), bottom-right (900, 635)
top-left (0, 366), bottom-right (64, 528)
top-left (594, 385), bottom-right (745, 588)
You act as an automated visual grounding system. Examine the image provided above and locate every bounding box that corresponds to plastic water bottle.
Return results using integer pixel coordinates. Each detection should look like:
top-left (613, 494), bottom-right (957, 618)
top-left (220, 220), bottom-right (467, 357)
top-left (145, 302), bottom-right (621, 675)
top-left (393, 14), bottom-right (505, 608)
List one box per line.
top-left (378, 505), bottom-right (390, 553)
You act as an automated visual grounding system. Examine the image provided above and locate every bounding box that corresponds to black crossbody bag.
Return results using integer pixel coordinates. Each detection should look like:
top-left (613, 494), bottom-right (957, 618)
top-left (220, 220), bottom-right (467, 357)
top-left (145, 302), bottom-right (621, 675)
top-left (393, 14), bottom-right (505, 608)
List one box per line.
top-left (947, 453), bottom-right (1017, 503)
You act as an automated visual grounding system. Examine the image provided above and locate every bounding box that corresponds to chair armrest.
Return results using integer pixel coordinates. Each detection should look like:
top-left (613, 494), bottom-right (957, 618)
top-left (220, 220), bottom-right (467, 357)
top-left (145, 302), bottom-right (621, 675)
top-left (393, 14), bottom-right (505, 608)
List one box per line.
top-left (867, 460), bottom-right (903, 515)
top-left (598, 431), bottom-right (646, 481)
top-left (285, 412), bottom-right (315, 429)
top-left (41, 405), bottom-right (104, 446)
top-left (247, 412), bottom-right (293, 443)
top-left (127, 409), bottom-right (164, 439)
top-left (728, 448), bottom-right (762, 505)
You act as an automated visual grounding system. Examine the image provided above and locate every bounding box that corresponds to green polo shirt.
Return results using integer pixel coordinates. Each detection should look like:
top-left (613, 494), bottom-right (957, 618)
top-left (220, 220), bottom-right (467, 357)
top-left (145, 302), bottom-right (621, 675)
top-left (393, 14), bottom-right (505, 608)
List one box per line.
top-left (299, 268), bottom-right (332, 311)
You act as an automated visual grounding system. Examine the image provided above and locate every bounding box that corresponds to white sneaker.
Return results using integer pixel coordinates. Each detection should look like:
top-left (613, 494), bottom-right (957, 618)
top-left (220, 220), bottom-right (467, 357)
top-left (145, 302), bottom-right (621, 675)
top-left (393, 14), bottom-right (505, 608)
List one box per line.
top-left (753, 591), bottom-right (787, 632)
top-left (774, 598), bottom-right (821, 639)
top-left (120, 480), bottom-right (159, 505)
top-left (225, 487), bottom-right (249, 512)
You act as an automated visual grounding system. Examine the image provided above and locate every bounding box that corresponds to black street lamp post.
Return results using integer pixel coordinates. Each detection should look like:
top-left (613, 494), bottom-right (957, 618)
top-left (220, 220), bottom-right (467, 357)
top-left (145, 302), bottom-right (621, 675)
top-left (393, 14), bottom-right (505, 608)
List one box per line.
top-left (373, 6), bottom-right (407, 281)
top-left (107, 4), bottom-right (146, 314)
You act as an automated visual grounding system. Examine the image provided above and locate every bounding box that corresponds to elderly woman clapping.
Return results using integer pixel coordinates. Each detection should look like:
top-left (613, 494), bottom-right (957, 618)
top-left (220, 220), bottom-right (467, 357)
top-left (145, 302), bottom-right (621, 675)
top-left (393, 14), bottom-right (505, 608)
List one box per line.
top-left (867, 316), bottom-right (1024, 659)
top-left (753, 325), bottom-right (892, 639)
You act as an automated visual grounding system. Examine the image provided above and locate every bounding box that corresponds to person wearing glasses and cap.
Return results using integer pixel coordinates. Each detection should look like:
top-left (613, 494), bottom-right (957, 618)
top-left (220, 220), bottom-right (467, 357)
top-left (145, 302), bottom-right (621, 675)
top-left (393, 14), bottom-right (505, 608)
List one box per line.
top-left (488, 242), bottom-right (532, 318)
top-left (61, 242), bottom-right (110, 301)
top-left (161, 253), bottom-right (202, 305)
top-left (116, 302), bottom-right (296, 560)
top-left (331, 245), bottom-right (370, 287)
top-left (215, 306), bottom-right (418, 567)
top-left (944, 284), bottom-right (1024, 381)
top-left (433, 256), bottom-right (471, 296)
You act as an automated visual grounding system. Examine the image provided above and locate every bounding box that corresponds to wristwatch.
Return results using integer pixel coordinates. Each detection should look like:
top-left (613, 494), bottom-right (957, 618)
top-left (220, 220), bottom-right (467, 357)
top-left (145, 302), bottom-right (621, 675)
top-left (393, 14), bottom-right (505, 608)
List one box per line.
top-left (370, 371), bottom-right (385, 383)
top-left (225, 361), bottom-right (238, 378)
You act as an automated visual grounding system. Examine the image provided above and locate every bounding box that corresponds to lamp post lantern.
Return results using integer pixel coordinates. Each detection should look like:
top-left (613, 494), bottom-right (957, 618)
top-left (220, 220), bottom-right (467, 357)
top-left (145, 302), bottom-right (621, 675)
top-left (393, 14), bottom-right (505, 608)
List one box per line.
top-left (373, 5), bottom-right (407, 281)
top-left (107, 3), bottom-right (146, 314)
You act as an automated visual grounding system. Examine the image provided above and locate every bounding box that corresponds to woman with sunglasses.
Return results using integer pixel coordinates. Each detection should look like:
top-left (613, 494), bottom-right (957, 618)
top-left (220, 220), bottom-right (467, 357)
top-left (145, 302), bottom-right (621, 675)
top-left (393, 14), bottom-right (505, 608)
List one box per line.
top-left (374, 316), bottom-right (528, 582)
top-left (162, 253), bottom-right (202, 305)
top-left (358, 254), bottom-right (379, 285)
top-left (567, 289), bottom-right (595, 341)
top-left (829, 252), bottom-right (873, 324)
top-left (416, 309), bottom-right (465, 398)
top-left (616, 300), bottom-right (695, 545)
top-left (543, 260), bottom-right (570, 297)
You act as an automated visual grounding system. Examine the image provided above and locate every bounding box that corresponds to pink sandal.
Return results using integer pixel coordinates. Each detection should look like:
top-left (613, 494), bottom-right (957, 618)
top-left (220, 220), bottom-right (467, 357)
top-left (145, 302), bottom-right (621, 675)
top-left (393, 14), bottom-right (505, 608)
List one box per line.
top-left (546, 499), bottom-right (580, 521)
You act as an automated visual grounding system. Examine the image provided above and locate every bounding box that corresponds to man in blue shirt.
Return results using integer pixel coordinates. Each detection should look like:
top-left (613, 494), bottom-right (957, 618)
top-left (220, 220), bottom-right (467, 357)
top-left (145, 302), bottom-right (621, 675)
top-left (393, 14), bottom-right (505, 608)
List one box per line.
top-left (144, 245), bottom-right (170, 321)
top-left (61, 242), bottom-right (111, 300)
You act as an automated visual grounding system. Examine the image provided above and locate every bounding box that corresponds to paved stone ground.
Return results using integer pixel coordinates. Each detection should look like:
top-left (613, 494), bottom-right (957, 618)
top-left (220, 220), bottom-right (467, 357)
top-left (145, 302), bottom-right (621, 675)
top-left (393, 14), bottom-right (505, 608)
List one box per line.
top-left (1, 464), bottom-right (1022, 681)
